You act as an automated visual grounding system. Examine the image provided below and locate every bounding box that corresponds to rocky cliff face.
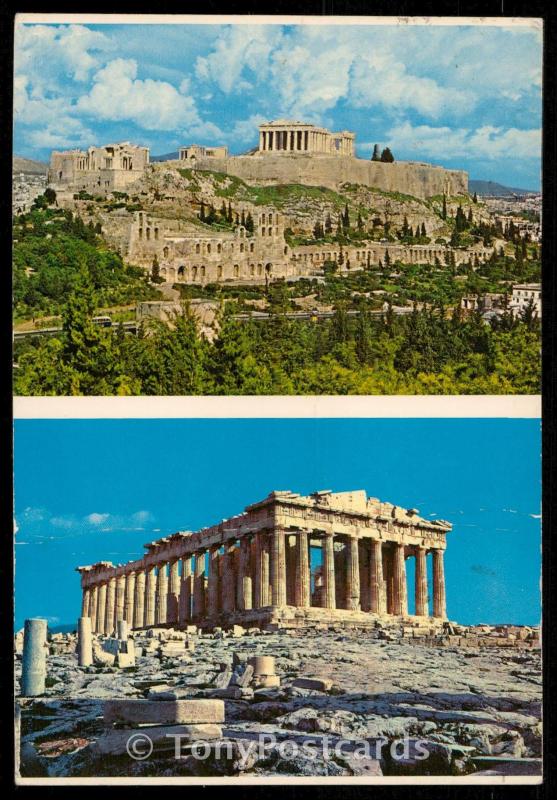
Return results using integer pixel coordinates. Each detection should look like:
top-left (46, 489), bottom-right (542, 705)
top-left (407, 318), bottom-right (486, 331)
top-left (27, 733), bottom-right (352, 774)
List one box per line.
top-left (191, 154), bottom-right (468, 200)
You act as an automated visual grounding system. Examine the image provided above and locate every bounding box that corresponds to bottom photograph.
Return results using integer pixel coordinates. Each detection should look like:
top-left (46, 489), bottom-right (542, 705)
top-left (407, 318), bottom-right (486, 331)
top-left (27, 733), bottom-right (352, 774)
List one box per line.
top-left (13, 417), bottom-right (541, 784)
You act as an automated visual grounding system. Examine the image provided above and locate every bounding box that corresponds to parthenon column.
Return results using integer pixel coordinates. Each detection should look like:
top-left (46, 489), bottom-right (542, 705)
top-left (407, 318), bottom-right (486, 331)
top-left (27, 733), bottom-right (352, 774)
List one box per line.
top-left (192, 551), bottom-right (206, 619)
top-left (295, 530), bottom-right (311, 608)
top-left (179, 556), bottom-right (192, 624)
top-left (259, 130), bottom-right (264, 151)
top-left (432, 549), bottom-right (447, 618)
top-left (270, 527), bottom-right (286, 606)
top-left (89, 586), bottom-right (98, 631)
top-left (370, 539), bottom-right (385, 614)
top-left (144, 566), bottom-right (156, 627)
top-left (155, 563), bottom-right (168, 625)
top-left (221, 542), bottom-right (237, 613)
top-left (115, 575), bottom-right (126, 626)
top-left (167, 559), bottom-right (180, 623)
top-left (104, 577), bottom-right (116, 635)
top-left (345, 535), bottom-right (361, 611)
top-left (286, 535), bottom-right (297, 604)
top-left (322, 532), bottom-right (336, 609)
top-left (238, 537), bottom-right (253, 610)
top-left (133, 570), bottom-right (145, 629)
top-left (96, 582), bottom-right (107, 634)
top-left (124, 571), bottom-right (136, 625)
top-left (81, 588), bottom-right (90, 618)
top-left (255, 531), bottom-right (270, 607)
top-left (207, 545), bottom-right (220, 617)
top-left (392, 544), bottom-right (408, 617)
top-left (415, 547), bottom-right (429, 617)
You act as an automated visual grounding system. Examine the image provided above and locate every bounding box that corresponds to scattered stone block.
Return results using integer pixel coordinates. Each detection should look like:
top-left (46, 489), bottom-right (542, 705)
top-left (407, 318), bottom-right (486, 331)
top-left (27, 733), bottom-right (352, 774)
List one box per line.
top-left (214, 667), bottom-right (233, 689)
top-left (291, 678), bottom-right (333, 692)
top-left (104, 699), bottom-right (225, 726)
top-left (92, 723), bottom-right (223, 756)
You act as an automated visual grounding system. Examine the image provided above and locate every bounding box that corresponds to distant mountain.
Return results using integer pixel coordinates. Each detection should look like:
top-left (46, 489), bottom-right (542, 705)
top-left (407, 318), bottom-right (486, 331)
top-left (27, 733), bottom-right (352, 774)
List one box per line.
top-left (13, 155), bottom-right (48, 174)
top-left (151, 151), bottom-right (179, 162)
top-left (469, 179), bottom-right (539, 197)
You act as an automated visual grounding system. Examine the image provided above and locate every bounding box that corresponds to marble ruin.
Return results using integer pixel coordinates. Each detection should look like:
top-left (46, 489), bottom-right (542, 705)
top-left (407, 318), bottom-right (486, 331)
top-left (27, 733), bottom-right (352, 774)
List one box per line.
top-left (129, 209), bottom-right (492, 284)
top-left (257, 120), bottom-right (355, 156)
top-left (77, 490), bottom-right (451, 633)
top-left (48, 142), bottom-right (150, 194)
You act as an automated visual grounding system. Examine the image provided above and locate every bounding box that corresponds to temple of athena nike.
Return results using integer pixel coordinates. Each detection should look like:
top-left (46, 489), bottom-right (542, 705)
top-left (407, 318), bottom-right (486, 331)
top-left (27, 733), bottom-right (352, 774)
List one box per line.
top-left (77, 490), bottom-right (451, 633)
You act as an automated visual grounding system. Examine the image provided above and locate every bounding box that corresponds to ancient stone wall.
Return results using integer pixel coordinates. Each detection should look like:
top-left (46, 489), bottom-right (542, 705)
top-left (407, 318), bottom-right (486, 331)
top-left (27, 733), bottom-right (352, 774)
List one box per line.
top-left (191, 154), bottom-right (468, 199)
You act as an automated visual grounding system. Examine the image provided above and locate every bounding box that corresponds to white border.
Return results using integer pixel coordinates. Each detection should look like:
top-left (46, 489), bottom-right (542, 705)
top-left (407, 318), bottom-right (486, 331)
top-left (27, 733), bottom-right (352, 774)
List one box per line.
top-left (12, 395), bottom-right (541, 419)
top-left (15, 14), bottom-right (543, 29)
top-left (15, 775), bottom-right (543, 786)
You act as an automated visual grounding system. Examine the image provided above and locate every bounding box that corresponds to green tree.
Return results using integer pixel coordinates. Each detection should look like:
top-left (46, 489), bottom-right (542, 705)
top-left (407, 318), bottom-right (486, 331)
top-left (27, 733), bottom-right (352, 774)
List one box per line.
top-left (380, 147), bottom-right (394, 163)
top-left (371, 144), bottom-right (381, 162)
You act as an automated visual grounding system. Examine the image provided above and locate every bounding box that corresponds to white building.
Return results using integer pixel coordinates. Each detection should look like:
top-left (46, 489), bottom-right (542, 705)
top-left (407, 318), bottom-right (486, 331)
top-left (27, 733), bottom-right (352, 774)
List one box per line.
top-left (510, 284), bottom-right (541, 318)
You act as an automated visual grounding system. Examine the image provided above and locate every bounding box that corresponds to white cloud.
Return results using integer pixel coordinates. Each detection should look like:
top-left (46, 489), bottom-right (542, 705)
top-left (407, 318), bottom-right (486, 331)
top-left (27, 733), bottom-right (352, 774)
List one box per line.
top-left (86, 512), bottom-right (110, 525)
top-left (15, 23), bottom-right (114, 94)
top-left (76, 58), bottom-right (201, 131)
top-left (383, 122), bottom-right (541, 161)
top-left (195, 25), bottom-right (283, 94)
top-left (349, 50), bottom-right (474, 118)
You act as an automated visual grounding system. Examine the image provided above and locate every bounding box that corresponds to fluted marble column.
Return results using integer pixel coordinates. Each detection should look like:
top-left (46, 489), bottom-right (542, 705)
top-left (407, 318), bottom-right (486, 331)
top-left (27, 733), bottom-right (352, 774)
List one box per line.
top-left (207, 546), bottom-right (220, 617)
top-left (295, 530), bottom-right (311, 608)
top-left (115, 575), bottom-right (126, 626)
top-left (133, 571), bottom-right (145, 629)
top-left (286, 535), bottom-right (297, 605)
top-left (322, 532), bottom-right (336, 609)
top-left (345, 535), bottom-right (361, 611)
top-left (370, 540), bottom-right (386, 614)
top-left (179, 556), bottom-right (192, 624)
top-left (255, 531), bottom-right (270, 607)
top-left (155, 563), bottom-right (168, 625)
top-left (124, 571), bottom-right (136, 625)
top-left (144, 566), bottom-right (156, 627)
top-left (433, 549), bottom-right (447, 618)
top-left (238, 537), bottom-right (253, 610)
top-left (81, 588), bottom-right (90, 618)
top-left (415, 547), bottom-right (429, 617)
top-left (193, 551), bottom-right (206, 619)
top-left (222, 542), bottom-right (237, 613)
top-left (104, 577), bottom-right (116, 635)
top-left (167, 559), bottom-right (180, 623)
top-left (96, 583), bottom-right (107, 634)
top-left (270, 527), bottom-right (286, 607)
top-left (392, 544), bottom-right (408, 617)
top-left (89, 586), bottom-right (98, 632)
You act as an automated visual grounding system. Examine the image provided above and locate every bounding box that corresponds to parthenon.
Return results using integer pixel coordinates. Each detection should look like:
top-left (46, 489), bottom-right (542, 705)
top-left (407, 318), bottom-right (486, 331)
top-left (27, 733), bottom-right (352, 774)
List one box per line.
top-left (77, 490), bottom-right (451, 633)
top-left (258, 120), bottom-right (355, 156)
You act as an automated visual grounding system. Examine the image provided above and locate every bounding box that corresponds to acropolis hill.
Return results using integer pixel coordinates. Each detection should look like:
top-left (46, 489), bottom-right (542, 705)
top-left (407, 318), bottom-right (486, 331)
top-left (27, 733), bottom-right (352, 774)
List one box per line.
top-left (49, 120), bottom-right (467, 199)
top-left (47, 120), bottom-right (492, 286)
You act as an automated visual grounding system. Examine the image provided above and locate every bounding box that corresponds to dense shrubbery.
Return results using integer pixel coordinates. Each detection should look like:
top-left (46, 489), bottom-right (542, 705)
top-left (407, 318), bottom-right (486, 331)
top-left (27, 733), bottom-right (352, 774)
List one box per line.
top-left (13, 273), bottom-right (540, 396)
top-left (13, 207), bottom-right (159, 320)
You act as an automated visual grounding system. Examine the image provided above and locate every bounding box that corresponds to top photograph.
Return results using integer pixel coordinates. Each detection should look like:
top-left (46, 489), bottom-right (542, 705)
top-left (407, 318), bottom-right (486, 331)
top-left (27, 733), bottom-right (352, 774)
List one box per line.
top-left (12, 16), bottom-right (542, 396)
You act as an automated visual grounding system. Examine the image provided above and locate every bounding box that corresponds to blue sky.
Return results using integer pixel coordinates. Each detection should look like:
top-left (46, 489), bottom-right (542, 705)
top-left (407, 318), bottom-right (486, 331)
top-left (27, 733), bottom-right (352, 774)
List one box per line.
top-left (14, 418), bottom-right (541, 630)
top-left (13, 20), bottom-right (542, 188)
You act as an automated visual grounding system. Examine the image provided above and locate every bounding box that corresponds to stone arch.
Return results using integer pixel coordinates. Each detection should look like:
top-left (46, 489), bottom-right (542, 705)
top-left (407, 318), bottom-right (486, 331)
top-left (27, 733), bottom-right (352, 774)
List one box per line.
top-left (217, 265), bottom-right (223, 279)
top-left (207, 243), bottom-right (211, 254)
top-left (177, 265), bottom-right (186, 277)
top-left (250, 264), bottom-right (255, 276)
top-left (233, 264), bottom-right (239, 278)
top-left (284, 246), bottom-right (288, 255)
top-left (163, 246), bottom-right (169, 258)
top-left (195, 243), bottom-right (200, 254)
top-left (265, 263), bottom-right (272, 275)
top-left (267, 227), bottom-right (272, 236)
top-left (257, 264), bottom-right (263, 276)
top-left (201, 265), bottom-right (206, 278)
top-left (154, 228), bottom-right (159, 241)
top-left (146, 228), bottom-right (151, 240)
top-left (217, 243), bottom-right (222, 254)
top-left (192, 265), bottom-right (198, 280)
top-left (250, 241), bottom-right (255, 253)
